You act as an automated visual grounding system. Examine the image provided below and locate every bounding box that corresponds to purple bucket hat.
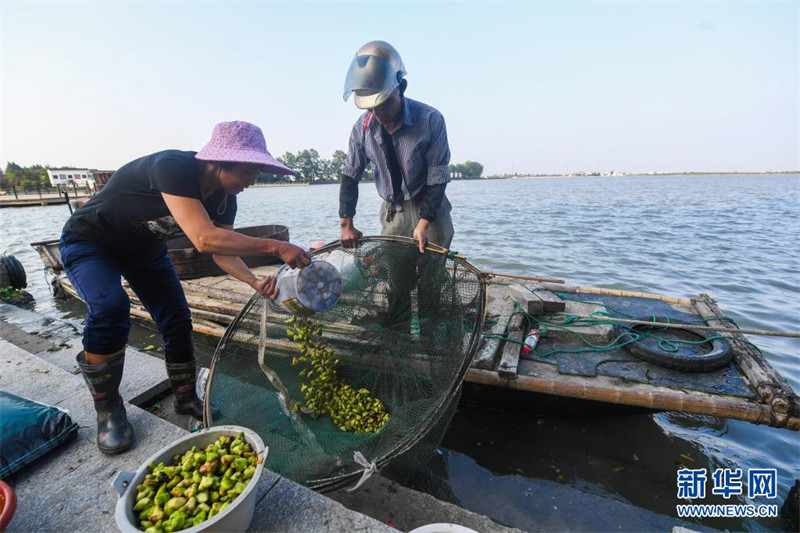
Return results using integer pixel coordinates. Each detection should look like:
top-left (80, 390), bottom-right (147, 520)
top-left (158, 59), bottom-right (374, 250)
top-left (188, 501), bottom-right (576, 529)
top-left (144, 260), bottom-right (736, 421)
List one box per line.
top-left (196, 121), bottom-right (295, 175)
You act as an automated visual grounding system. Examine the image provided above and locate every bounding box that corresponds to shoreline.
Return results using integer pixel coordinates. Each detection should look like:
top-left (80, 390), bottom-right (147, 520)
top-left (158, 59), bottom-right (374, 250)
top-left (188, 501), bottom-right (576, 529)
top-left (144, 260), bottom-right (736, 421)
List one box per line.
top-left (250, 171), bottom-right (799, 187)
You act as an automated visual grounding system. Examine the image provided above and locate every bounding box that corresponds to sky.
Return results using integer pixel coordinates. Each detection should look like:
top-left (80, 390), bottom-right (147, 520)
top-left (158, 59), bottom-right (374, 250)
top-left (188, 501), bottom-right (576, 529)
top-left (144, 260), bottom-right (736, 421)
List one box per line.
top-left (1, 1), bottom-right (798, 176)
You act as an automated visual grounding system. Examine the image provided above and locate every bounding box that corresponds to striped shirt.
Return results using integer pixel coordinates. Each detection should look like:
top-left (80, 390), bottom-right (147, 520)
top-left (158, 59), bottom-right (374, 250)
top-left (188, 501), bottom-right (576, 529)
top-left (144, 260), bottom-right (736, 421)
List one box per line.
top-left (342, 97), bottom-right (451, 202)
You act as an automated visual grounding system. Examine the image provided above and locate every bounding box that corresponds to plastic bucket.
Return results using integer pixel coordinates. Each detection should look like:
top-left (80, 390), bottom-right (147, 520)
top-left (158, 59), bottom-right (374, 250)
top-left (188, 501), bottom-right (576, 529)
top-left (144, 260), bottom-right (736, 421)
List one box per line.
top-left (275, 260), bottom-right (342, 315)
top-left (408, 524), bottom-right (478, 533)
top-left (113, 425), bottom-right (266, 533)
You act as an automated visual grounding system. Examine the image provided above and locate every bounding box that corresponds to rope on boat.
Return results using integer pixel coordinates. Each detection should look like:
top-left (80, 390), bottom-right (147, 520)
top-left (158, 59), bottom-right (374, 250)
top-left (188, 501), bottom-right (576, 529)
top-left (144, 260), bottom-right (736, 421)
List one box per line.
top-left (482, 298), bottom-right (798, 363)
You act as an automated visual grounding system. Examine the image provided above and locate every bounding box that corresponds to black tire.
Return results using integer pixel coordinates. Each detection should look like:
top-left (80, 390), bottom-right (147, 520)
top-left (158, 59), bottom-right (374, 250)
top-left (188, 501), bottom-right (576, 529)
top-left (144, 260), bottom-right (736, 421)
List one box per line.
top-left (620, 318), bottom-right (732, 372)
top-left (0, 255), bottom-right (27, 289)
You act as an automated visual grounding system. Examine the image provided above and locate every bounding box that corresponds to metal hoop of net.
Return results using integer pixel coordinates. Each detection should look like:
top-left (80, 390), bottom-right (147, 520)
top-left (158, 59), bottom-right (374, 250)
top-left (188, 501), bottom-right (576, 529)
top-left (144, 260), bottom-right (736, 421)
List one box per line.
top-left (204, 236), bottom-right (487, 490)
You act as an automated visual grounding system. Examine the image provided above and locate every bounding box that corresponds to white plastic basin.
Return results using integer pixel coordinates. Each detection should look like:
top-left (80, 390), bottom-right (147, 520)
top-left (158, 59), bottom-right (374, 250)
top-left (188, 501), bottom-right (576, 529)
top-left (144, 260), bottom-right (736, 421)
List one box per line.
top-left (112, 425), bottom-right (267, 533)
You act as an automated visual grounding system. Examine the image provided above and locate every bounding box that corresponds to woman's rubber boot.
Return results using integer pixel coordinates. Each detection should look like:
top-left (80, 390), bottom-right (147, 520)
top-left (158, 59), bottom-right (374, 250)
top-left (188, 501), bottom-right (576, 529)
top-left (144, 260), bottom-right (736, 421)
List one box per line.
top-left (165, 360), bottom-right (204, 422)
top-left (77, 350), bottom-right (134, 455)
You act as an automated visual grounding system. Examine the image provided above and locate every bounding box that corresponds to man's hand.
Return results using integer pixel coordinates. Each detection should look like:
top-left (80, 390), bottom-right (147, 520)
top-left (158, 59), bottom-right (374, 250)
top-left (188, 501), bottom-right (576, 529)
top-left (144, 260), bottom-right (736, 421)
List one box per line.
top-left (413, 219), bottom-right (430, 253)
top-left (340, 218), bottom-right (363, 249)
top-left (277, 242), bottom-right (311, 268)
top-left (250, 275), bottom-right (279, 299)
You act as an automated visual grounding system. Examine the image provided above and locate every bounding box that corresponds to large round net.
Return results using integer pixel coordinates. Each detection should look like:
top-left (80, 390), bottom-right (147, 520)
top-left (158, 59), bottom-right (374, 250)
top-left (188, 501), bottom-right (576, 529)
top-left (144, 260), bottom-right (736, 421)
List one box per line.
top-left (204, 237), bottom-right (487, 490)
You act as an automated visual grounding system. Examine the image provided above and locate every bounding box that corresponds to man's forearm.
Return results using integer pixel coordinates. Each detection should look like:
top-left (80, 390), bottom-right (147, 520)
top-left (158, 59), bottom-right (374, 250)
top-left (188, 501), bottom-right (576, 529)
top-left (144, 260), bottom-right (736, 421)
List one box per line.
top-left (339, 174), bottom-right (359, 218)
top-left (419, 184), bottom-right (447, 222)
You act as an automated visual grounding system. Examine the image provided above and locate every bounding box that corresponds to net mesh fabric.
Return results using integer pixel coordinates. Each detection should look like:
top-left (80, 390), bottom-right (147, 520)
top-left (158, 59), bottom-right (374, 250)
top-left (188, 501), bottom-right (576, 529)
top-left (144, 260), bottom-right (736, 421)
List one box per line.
top-left (205, 237), bottom-right (486, 490)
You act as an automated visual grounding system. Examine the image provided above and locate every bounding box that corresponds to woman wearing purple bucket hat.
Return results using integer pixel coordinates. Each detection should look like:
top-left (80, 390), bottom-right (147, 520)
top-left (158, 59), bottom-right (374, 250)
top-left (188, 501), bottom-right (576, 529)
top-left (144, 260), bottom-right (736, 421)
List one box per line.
top-left (59, 121), bottom-right (311, 455)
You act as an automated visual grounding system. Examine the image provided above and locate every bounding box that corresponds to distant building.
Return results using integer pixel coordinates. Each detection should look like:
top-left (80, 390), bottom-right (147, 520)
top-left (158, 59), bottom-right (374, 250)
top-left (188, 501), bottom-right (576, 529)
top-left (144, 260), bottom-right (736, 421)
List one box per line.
top-left (47, 169), bottom-right (94, 188)
top-left (46, 169), bottom-right (117, 189)
top-left (92, 170), bottom-right (115, 188)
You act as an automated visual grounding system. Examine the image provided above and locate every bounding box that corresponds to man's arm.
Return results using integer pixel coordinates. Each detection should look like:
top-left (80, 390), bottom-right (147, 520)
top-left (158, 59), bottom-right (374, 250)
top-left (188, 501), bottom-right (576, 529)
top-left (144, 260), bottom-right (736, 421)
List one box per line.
top-left (161, 193), bottom-right (310, 268)
top-left (414, 112), bottom-right (451, 252)
top-left (418, 184), bottom-right (447, 222)
top-left (339, 118), bottom-right (369, 248)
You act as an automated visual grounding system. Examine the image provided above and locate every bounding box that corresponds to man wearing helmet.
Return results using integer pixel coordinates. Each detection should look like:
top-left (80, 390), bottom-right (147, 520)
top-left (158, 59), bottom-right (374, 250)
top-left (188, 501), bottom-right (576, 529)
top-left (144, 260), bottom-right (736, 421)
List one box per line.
top-left (339, 40), bottom-right (454, 253)
top-left (340, 41), bottom-right (454, 330)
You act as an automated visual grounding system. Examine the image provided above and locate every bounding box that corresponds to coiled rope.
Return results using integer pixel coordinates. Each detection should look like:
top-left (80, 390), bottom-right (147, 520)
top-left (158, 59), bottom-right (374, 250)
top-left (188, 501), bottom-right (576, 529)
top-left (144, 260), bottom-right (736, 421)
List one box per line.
top-left (481, 293), bottom-right (797, 360)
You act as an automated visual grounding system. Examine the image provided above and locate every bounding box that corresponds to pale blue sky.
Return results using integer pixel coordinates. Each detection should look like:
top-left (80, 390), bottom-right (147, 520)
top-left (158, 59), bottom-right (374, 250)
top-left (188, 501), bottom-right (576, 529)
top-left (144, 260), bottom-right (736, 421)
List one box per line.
top-left (1, 1), bottom-right (797, 175)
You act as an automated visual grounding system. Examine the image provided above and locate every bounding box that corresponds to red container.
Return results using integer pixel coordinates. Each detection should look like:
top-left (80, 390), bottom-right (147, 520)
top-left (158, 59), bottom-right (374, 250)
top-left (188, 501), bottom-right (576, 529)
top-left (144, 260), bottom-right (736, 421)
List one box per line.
top-left (0, 480), bottom-right (16, 532)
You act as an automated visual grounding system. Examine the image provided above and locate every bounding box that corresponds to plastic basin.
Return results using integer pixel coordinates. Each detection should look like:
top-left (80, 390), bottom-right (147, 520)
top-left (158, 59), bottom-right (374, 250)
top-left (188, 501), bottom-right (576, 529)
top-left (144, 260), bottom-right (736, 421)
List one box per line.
top-left (113, 425), bottom-right (266, 533)
top-left (408, 525), bottom-right (478, 533)
top-left (0, 480), bottom-right (16, 532)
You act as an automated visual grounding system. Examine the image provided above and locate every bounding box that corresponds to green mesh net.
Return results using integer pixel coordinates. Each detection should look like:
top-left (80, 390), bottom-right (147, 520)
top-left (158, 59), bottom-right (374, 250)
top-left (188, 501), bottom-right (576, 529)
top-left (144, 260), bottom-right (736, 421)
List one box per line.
top-left (204, 237), bottom-right (487, 490)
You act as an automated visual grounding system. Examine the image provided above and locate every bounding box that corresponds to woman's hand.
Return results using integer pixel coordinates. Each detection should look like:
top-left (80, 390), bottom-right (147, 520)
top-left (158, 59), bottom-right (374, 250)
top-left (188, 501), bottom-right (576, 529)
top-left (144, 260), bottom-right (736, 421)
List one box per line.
top-left (277, 242), bottom-right (311, 268)
top-left (250, 275), bottom-right (279, 299)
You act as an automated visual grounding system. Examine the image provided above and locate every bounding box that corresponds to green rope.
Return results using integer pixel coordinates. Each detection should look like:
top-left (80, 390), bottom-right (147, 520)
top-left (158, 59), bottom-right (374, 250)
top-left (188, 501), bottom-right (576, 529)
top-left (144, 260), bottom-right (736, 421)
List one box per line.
top-left (480, 296), bottom-right (761, 359)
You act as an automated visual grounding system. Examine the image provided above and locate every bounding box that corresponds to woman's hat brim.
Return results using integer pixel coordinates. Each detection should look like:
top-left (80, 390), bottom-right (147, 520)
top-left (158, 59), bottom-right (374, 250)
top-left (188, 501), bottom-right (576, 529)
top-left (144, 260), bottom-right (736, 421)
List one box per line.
top-left (195, 148), bottom-right (296, 175)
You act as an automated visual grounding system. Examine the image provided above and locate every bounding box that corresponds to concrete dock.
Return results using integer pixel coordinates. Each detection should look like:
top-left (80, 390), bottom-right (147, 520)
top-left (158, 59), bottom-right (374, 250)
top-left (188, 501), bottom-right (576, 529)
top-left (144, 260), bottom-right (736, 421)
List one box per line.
top-left (0, 193), bottom-right (92, 208)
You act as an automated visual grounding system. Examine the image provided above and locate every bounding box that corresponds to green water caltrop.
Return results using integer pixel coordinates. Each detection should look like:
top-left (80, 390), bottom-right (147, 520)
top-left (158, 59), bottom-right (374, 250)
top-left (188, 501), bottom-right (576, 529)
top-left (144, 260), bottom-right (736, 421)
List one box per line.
top-left (133, 433), bottom-right (259, 532)
top-left (285, 315), bottom-right (389, 432)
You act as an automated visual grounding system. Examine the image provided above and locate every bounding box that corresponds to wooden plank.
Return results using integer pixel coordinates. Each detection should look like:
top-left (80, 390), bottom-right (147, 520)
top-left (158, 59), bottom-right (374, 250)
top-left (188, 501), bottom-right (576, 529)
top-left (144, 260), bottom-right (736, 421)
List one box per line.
top-left (531, 289), bottom-right (565, 313)
top-left (465, 365), bottom-right (799, 431)
top-left (181, 282), bottom-right (252, 305)
top-left (473, 290), bottom-right (515, 369)
top-left (497, 310), bottom-right (525, 378)
top-left (693, 294), bottom-right (799, 421)
top-left (212, 279), bottom-right (253, 293)
top-left (508, 284), bottom-right (544, 315)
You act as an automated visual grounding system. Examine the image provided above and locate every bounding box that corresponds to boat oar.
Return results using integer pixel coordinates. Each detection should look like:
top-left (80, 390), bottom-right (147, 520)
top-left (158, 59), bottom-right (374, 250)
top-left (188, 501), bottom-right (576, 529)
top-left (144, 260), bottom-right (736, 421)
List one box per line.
top-left (482, 270), bottom-right (565, 284)
top-left (561, 315), bottom-right (800, 339)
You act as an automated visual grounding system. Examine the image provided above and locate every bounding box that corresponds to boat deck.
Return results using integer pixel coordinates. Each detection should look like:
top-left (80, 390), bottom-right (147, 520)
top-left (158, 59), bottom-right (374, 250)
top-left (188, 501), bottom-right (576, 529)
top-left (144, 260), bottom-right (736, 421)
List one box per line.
top-left (31, 240), bottom-right (800, 431)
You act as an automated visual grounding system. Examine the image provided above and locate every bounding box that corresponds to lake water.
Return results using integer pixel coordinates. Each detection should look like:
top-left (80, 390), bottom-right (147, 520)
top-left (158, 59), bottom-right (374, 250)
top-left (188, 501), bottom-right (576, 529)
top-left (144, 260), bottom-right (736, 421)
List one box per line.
top-left (1, 174), bottom-right (798, 531)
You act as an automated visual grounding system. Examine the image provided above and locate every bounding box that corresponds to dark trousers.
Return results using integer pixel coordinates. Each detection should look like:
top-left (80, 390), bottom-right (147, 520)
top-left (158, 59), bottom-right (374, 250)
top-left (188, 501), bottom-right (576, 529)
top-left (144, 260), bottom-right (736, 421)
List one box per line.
top-left (379, 194), bottom-right (454, 334)
top-left (60, 236), bottom-right (193, 362)
top-left (384, 250), bottom-right (447, 333)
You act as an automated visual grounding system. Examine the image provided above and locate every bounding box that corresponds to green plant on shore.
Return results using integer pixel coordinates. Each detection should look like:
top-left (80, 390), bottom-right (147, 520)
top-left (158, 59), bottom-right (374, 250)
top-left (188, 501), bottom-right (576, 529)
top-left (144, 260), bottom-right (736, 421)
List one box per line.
top-left (285, 315), bottom-right (389, 433)
top-left (0, 286), bottom-right (21, 300)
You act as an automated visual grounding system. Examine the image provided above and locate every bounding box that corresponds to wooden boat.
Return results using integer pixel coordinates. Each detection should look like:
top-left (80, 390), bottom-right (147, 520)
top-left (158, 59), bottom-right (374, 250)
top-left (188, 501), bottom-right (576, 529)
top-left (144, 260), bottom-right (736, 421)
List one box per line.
top-left (30, 236), bottom-right (799, 432)
top-left (166, 224), bottom-right (288, 279)
top-left (30, 224), bottom-right (289, 279)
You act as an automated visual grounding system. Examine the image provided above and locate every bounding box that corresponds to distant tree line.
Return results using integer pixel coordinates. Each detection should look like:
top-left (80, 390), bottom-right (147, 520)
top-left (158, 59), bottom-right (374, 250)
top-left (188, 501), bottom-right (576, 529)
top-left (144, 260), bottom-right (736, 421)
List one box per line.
top-left (2, 154), bottom-right (484, 189)
top-left (259, 150), bottom-right (376, 183)
top-left (2, 162), bottom-right (54, 188)
top-left (264, 152), bottom-right (484, 182)
top-left (449, 161), bottom-right (484, 178)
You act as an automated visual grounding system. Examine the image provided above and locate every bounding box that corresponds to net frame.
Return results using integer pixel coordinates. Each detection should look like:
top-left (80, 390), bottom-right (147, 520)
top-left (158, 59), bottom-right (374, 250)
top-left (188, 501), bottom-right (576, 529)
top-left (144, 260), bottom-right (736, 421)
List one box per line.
top-left (203, 236), bottom-right (488, 490)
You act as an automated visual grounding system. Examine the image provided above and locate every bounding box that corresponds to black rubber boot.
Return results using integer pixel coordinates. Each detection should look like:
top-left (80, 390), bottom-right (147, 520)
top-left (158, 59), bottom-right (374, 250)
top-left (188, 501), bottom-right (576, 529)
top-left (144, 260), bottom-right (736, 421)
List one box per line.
top-left (77, 350), bottom-right (134, 455)
top-left (165, 360), bottom-right (204, 421)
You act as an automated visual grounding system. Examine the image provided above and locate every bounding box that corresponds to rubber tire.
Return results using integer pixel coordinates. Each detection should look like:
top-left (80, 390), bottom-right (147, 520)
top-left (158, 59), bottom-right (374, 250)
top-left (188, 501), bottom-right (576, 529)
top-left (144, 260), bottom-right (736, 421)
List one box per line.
top-left (0, 255), bottom-right (27, 289)
top-left (621, 318), bottom-right (732, 372)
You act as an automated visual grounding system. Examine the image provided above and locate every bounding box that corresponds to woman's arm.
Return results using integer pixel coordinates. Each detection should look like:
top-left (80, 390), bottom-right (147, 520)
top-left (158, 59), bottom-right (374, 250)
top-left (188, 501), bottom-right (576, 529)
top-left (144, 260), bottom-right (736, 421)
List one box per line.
top-left (208, 223), bottom-right (276, 297)
top-left (161, 193), bottom-right (310, 268)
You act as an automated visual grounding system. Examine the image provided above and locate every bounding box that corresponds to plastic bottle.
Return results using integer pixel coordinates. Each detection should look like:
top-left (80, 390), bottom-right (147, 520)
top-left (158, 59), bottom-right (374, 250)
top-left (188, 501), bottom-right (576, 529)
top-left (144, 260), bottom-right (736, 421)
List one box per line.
top-left (521, 328), bottom-right (541, 354)
top-left (275, 260), bottom-right (342, 315)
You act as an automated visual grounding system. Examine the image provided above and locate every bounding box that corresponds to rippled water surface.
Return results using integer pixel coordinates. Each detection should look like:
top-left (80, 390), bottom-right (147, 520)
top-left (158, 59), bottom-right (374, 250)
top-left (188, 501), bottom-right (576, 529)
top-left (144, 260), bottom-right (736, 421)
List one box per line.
top-left (1, 174), bottom-right (798, 530)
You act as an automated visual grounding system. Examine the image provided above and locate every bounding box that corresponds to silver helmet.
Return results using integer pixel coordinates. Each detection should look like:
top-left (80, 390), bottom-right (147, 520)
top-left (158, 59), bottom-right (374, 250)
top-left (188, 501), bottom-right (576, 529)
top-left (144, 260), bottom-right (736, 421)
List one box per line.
top-left (343, 41), bottom-right (406, 110)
